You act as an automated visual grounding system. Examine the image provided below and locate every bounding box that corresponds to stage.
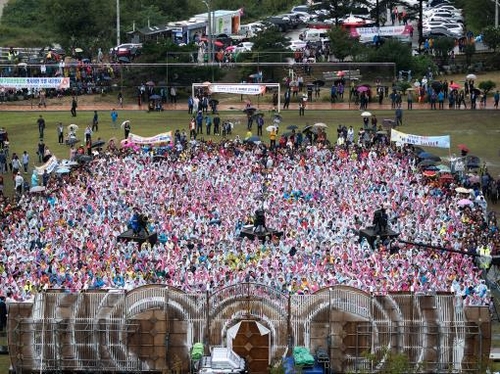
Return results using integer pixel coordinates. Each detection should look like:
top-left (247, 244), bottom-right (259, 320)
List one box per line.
top-left (358, 226), bottom-right (400, 248)
top-left (240, 225), bottom-right (283, 241)
top-left (118, 229), bottom-right (158, 246)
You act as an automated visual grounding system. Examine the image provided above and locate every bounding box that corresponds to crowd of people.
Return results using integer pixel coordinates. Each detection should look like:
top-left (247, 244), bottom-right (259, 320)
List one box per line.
top-left (0, 132), bottom-right (498, 308)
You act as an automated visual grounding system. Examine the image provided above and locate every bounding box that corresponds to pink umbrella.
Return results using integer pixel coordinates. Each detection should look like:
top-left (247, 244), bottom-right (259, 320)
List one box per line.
top-left (457, 199), bottom-right (473, 207)
top-left (357, 85), bottom-right (369, 93)
top-left (337, 71), bottom-right (345, 77)
top-left (225, 45), bottom-right (236, 52)
top-left (449, 83), bottom-right (460, 90)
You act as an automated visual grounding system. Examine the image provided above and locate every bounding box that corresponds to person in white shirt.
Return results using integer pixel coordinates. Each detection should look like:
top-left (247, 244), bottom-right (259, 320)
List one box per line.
top-left (14, 172), bottom-right (24, 194)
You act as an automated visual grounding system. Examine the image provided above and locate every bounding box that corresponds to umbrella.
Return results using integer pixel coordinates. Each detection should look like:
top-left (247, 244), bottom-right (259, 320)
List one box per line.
top-left (60, 160), bottom-right (79, 167)
top-left (30, 186), bottom-right (46, 193)
top-left (145, 81), bottom-right (155, 86)
top-left (466, 155), bottom-right (481, 168)
top-left (252, 112), bottom-right (265, 119)
top-left (413, 81), bottom-right (421, 87)
top-left (468, 174), bottom-right (480, 183)
top-left (286, 125), bottom-right (299, 130)
top-left (266, 125), bottom-right (277, 132)
top-left (436, 164), bottom-right (451, 173)
top-left (243, 107), bottom-right (257, 113)
top-left (75, 155), bottom-right (92, 163)
top-left (422, 170), bottom-right (437, 177)
top-left (149, 94), bottom-right (161, 100)
top-left (209, 99), bottom-right (219, 105)
top-left (74, 47), bottom-right (83, 53)
top-left (466, 74), bottom-right (477, 80)
top-left (376, 130), bottom-right (387, 135)
top-left (213, 41), bottom-right (224, 47)
top-left (449, 83), bottom-right (460, 90)
top-left (455, 187), bottom-right (471, 194)
top-left (68, 124), bottom-right (79, 132)
top-left (273, 113), bottom-right (283, 121)
top-left (336, 71), bottom-right (345, 77)
top-left (245, 135), bottom-right (261, 143)
top-left (471, 88), bottom-right (481, 95)
top-left (56, 167), bottom-right (71, 174)
top-left (418, 152), bottom-right (441, 161)
top-left (118, 56), bottom-right (130, 63)
top-left (440, 174), bottom-right (454, 182)
top-left (357, 86), bottom-right (369, 93)
top-left (423, 165), bottom-right (439, 171)
top-left (361, 111), bottom-right (372, 118)
top-left (17, 62), bottom-right (28, 68)
top-left (312, 79), bottom-right (325, 87)
top-left (91, 140), bottom-right (106, 148)
top-left (121, 120), bottom-right (130, 130)
top-left (66, 138), bottom-right (80, 146)
top-left (431, 81), bottom-right (442, 91)
top-left (457, 198), bottom-right (473, 207)
top-left (457, 144), bottom-right (469, 152)
top-left (302, 125), bottom-right (318, 134)
top-left (418, 159), bottom-right (437, 167)
top-left (313, 122), bottom-right (327, 128)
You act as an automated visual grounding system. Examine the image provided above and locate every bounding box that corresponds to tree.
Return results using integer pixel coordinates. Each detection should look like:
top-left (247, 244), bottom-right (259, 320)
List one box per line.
top-left (327, 26), bottom-right (361, 61)
top-left (431, 37), bottom-right (455, 67)
top-left (482, 26), bottom-right (500, 52)
top-left (478, 80), bottom-right (496, 94)
top-left (464, 42), bottom-right (476, 67)
top-left (364, 40), bottom-right (413, 71)
top-left (455, 0), bottom-right (495, 33)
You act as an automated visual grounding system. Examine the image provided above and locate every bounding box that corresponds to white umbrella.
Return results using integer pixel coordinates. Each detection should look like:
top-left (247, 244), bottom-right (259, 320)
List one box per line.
top-left (56, 167), bottom-right (71, 174)
top-left (30, 186), bottom-right (46, 193)
top-left (361, 111), bottom-right (372, 118)
top-left (67, 124), bottom-right (78, 132)
top-left (121, 120), bottom-right (130, 130)
top-left (313, 122), bottom-right (328, 128)
top-left (413, 81), bottom-right (421, 87)
top-left (466, 73), bottom-right (477, 80)
top-left (455, 187), bottom-right (471, 194)
top-left (266, 125), bottom-right (277, 132)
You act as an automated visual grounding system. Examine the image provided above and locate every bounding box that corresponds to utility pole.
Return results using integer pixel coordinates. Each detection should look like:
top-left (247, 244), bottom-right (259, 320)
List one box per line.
top-left (202, 1), bottom-right (212, 63)
top-left (116, 0), bottom-right (121, 46)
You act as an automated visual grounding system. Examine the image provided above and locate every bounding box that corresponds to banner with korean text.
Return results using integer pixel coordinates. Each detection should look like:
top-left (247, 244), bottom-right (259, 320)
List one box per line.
top-left (391, 129), bottom-right (450, 149)
top-left (208, 84), bottom-right (266, 95)
top-left (128, 132), bottom-right (172, 145)
top-left (0, 77), bottom-right (70, 89)
top-left (35, 156), bottom-right (59, 175)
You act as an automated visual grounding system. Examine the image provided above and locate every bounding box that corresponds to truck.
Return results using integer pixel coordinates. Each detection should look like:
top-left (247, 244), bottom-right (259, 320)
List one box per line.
top-left (197, 347), bottom-right (248, 374)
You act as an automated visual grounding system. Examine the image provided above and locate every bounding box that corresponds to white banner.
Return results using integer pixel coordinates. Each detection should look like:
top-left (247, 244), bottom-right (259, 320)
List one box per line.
top-left (127, 132), bottom-right (172, 145)
top-left (390, 129), bottom-right (451, 149)
top-left (0, 77), bottom-right (70, 89)
top-left (35, 155), bottom-right (59, 175)
top-left (208, 84), bottom-right (266, 95)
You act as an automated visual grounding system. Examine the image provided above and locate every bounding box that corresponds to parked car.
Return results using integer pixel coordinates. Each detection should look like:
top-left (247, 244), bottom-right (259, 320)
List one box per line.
top-left (233, 42), bottom-right (254, 53)
top-left (423, 26), bottom-right (462, 38)
top-left (288, 39), bottom-right (308, 51)
top-left (109, 43), bottom-right (142, 58)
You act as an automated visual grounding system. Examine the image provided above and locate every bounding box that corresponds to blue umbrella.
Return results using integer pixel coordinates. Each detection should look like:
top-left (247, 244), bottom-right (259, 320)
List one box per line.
top-left (418, 152), bottom-right (441, 161)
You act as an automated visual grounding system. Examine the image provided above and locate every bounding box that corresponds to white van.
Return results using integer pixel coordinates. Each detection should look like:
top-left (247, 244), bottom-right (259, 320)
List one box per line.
top-left (303, 29), bottom-right (329, 42)
top-left (239, 23), bottom-right (263, 37)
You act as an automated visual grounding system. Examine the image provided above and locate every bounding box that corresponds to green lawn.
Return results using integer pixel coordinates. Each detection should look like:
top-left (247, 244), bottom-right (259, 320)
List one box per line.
top-left (2, 108), bottom-right (500, 179)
